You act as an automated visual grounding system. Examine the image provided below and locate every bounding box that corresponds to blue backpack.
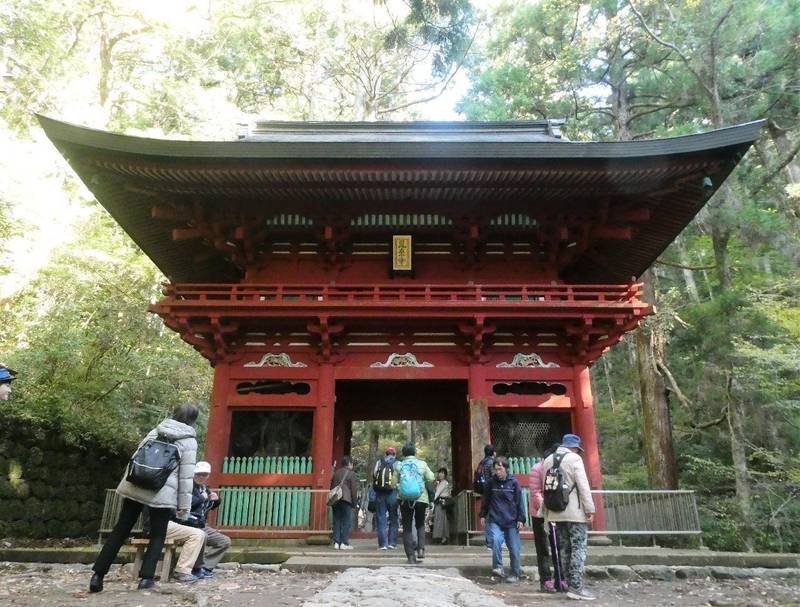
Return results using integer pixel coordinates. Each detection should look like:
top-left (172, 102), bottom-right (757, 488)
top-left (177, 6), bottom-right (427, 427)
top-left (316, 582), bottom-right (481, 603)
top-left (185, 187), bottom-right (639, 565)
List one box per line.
top-left (397, 460), bottom-right (425, 501)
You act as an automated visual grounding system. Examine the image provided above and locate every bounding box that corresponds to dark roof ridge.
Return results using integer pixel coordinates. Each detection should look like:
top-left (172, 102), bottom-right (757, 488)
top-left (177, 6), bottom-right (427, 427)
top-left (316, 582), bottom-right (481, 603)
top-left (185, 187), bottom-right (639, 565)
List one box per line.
top-left (36, 114), bottom-right (764, 161)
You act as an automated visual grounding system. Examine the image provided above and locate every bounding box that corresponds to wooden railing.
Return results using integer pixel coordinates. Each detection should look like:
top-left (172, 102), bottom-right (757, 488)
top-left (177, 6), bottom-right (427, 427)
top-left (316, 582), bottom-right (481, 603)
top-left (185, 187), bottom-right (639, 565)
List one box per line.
top-left (222, 456), bottom-right (313, 474)
top-left (159, 283), bottom-right (644, 306)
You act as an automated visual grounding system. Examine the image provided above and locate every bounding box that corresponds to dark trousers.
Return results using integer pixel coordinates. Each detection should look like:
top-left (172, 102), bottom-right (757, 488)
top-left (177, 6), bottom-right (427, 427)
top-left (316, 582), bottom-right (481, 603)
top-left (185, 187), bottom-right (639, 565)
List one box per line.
top-left (532, 516), bottom-right (552, 583)
top-left (400, 501), bottom-right (427, 558)
top-left (331, 501), bottom-right (353, 546)
top-left (93, 498), bottom-right (171, 579)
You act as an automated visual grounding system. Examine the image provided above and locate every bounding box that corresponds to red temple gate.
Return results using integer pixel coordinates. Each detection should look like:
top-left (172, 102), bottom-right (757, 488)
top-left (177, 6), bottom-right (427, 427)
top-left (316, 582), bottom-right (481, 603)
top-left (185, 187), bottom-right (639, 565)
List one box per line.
top-left (40, 116), bottom-right (761, 538)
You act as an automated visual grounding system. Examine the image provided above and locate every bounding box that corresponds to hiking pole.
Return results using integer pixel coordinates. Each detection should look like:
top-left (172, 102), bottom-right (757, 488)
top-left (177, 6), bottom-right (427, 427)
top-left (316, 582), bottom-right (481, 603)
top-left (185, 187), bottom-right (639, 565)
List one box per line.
top-left (549, 522), bottom-right (565, 591)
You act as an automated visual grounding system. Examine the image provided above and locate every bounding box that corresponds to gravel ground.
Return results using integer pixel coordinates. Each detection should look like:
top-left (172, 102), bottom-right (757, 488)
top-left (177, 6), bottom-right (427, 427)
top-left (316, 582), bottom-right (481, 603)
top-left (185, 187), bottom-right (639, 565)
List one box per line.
top-left (475, 575), bottom-right (800, 607)
top-left (0, 563), bottom-right (333, 607)
top-left (0, 563), bottom-right (798, 607)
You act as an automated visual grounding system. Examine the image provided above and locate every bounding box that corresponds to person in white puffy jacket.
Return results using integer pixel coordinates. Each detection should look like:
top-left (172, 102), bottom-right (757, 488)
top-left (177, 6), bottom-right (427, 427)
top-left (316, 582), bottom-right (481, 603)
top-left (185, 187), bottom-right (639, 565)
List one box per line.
top-left (90, 403), bottom-right (199, 593)
top-left (542, 434), bottom-right (596, 601)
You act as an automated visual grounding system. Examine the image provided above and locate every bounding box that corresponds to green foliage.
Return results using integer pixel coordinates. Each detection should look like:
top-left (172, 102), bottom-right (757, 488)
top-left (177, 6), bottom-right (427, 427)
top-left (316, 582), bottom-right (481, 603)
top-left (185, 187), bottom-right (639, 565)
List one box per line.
top-left (463, 0), bottom-right (800, 551)
top-left (0, 209), bottom-right (211, 452)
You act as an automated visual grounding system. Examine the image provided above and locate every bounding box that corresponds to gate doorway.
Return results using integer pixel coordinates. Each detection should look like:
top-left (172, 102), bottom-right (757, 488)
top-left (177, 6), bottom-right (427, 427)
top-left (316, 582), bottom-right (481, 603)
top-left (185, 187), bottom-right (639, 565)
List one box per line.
top-left (334, 380), bottom-right (470, 492)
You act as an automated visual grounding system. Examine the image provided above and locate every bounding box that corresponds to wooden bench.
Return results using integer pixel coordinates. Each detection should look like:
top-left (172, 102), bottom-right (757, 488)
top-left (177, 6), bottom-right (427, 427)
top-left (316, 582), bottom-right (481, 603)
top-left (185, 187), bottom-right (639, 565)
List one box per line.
top-left (130, 538), bottom-right (176, 582)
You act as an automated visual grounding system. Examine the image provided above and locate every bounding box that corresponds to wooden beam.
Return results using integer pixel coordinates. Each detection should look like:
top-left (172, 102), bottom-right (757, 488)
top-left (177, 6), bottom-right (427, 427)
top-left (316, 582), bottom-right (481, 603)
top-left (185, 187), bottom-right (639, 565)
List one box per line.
top-left (593, 226), bottom-right (633, 240)
top-left (172, 228), bottom-right (204, 241)
top-left (152, 205), bottom-right (184, 221)
top-left (612, 208), bottom-right (651, 223)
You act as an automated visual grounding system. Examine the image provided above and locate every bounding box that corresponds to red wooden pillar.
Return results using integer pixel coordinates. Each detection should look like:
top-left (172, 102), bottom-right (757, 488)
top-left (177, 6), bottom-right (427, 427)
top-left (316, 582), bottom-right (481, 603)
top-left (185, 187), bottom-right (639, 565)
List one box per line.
top-left (311, 363), bottom-right (335, 530)
top-left (205, 363), bottom-right (230, 484)
top-left (205, 363), bottom-right (230, 528)
top-left (312, 363), bottom-right (335, 487)
top-left (572, 364), bottom-right (606, 531)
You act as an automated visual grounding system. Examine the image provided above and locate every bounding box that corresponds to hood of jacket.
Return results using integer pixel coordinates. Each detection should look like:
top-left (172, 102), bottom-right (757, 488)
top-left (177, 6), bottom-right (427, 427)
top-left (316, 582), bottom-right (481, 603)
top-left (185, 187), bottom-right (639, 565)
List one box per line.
top-left (155, 418), bottom-right (196, 441)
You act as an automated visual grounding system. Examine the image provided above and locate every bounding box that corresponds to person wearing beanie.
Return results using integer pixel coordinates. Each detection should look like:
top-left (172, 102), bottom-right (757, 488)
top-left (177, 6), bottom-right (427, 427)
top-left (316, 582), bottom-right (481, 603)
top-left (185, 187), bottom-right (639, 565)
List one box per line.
top-left (0, 366), bottom-right (17, 401)
top-left (372, 446), bottom-right (399, 550)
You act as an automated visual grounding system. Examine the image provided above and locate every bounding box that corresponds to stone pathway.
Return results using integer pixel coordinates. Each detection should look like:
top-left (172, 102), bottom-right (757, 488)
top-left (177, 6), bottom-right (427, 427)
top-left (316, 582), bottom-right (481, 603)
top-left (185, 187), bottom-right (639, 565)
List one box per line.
top-left (301, 567), bottom-right (508, 607)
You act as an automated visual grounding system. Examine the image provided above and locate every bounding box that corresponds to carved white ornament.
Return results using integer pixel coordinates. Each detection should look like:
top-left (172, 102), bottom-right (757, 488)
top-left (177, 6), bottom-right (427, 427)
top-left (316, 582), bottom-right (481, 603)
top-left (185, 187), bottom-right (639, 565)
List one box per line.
top-left (496, 353), bottom-right (560, 368)
top-left (244, 353), bottom-right (307, 368)
top-left (370, 353), bottom-right (434, 368)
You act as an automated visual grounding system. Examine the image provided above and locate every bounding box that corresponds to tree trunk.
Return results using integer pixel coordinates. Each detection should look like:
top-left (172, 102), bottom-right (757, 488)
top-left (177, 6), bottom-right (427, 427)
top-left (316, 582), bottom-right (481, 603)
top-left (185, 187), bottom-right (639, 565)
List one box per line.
top-left (367, 423), bottom-right (380, 482)
top-left (635, 269), bottom-right (678, 489)
top-left (727, 376), bottom-right (754, 551)
top-left (711, 223), bottom-right (732, 291)
top-left (676, 236), bottom-right (700, 302)
top-left (601, 356), bottom-right (616, 411)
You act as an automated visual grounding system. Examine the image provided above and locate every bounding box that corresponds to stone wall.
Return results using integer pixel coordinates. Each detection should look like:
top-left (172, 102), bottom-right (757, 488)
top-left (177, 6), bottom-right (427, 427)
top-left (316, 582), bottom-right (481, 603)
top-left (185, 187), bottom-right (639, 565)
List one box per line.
top-left (0, 418), bottom-right (130, 538)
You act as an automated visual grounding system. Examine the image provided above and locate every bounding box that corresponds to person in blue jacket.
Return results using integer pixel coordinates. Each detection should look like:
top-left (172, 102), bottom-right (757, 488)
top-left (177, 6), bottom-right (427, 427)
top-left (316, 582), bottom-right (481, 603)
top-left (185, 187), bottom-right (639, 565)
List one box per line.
top-left (479, 456), bottom-right (526, 583)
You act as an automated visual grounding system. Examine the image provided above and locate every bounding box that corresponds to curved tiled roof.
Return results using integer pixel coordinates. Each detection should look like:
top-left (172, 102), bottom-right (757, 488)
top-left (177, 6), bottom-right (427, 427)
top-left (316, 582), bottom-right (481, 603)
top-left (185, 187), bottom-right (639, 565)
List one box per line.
top-left (38, 115), bottom-right (763, 283)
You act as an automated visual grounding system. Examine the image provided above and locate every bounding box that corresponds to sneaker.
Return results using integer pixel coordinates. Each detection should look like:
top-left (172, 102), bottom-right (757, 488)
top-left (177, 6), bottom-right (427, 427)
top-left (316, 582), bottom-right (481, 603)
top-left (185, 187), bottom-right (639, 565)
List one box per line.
top-left (340, 544), bottom-right (354, 550)
top-left (137, 578), bottom-right (156, 590)
top-left (567, 587), bottom-right (596, 601)
top-left (485, 545), bottom-right (493, 551)
top-left (541, 580), bottom-right (556, 593)
top-left (173, 572), bottom-right (199, 583)
top-left (387, 545), bottom-right (397, 550)
top-left (333, 543), bottom-right (340, 550)
top-left (505, 576), bottom-right (520, 584)
top-left (191, 568), bottom-right (207, 579)
top-left (200, 568), bottom-right (214, 578)
top-left (491, 567), bottom-right (506, 578)
top-left (379, 546), bottom-right (388, 551)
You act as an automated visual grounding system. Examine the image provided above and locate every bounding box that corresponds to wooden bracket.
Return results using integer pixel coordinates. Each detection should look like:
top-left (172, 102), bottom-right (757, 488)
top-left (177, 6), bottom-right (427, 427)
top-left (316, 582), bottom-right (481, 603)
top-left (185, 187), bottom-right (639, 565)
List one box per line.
top-left (458, 315), bottom-right (496, 363)
top-left (307, 316), bottom-right (345, 363)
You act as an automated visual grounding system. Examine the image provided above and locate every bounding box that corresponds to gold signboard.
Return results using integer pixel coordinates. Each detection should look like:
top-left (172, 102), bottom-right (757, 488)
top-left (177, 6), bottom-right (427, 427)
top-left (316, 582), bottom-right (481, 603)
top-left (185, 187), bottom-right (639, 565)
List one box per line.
top-left (391, 235), bottom-right (413, 275)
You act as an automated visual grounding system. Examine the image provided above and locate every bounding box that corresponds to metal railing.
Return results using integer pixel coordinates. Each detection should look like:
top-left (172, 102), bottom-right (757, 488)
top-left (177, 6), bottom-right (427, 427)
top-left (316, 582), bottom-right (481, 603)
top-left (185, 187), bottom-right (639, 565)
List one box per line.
top-left (455, 489), bottom-right (701, 545)
top-left (598, 490), bottom-right (700, 535)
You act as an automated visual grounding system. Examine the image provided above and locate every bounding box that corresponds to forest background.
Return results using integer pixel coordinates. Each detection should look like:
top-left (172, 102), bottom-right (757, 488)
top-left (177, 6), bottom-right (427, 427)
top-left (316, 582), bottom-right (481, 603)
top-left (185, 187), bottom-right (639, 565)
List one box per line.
top-left (0, 0), bottom-right (798, 553)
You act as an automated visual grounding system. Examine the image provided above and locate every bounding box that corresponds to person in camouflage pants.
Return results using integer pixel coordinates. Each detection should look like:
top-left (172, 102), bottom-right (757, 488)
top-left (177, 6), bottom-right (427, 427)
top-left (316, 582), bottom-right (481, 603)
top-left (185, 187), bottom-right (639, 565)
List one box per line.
top-left (556, 520), bottom-right (588, 590)
top-left (542, 434), bottom-right (596, 601)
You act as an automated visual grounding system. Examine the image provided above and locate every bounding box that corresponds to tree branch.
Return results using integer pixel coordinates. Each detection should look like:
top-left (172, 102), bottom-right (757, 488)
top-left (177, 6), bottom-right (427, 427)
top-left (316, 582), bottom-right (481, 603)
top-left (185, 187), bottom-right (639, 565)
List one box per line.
top-left (627, 0), bottom-right (715, 100)
top-left (656, 258), bottom-right (717, 270)
top-left (750, 138), bottom-right (800, 195)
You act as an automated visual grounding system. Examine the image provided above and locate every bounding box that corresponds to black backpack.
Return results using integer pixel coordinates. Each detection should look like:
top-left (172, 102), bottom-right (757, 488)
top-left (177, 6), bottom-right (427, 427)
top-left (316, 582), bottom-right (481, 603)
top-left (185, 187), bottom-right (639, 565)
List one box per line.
top-left (543, 452), bottom-right (575, 512)
top-left (472, 457), bottom-right (493, 494)
top-left (373, 458), bottom-right (395, 491)
top-left (126, 434), bottom-right (180, 491)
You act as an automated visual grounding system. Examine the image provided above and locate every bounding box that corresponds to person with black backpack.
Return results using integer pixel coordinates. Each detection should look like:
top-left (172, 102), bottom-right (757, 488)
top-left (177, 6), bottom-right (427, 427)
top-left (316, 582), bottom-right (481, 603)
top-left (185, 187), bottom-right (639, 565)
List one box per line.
top-left (541, 434), bottom-right (596, 601)
top-left (89, 403), bottom-right (199, 593)
top-left (473, 444), bottom-right (496, 549)
top-left (372, 446), bottom-right (399, 550)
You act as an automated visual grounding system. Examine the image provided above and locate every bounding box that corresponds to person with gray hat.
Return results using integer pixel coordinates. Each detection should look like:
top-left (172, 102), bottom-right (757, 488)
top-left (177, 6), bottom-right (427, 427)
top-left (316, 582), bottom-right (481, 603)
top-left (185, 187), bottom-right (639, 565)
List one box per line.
top-left (0, 366), bottom-right (17, 401)
top-left (186, 461), bottom-right (231, 577)
top-left (541, 433), bottom-right (596, 601)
